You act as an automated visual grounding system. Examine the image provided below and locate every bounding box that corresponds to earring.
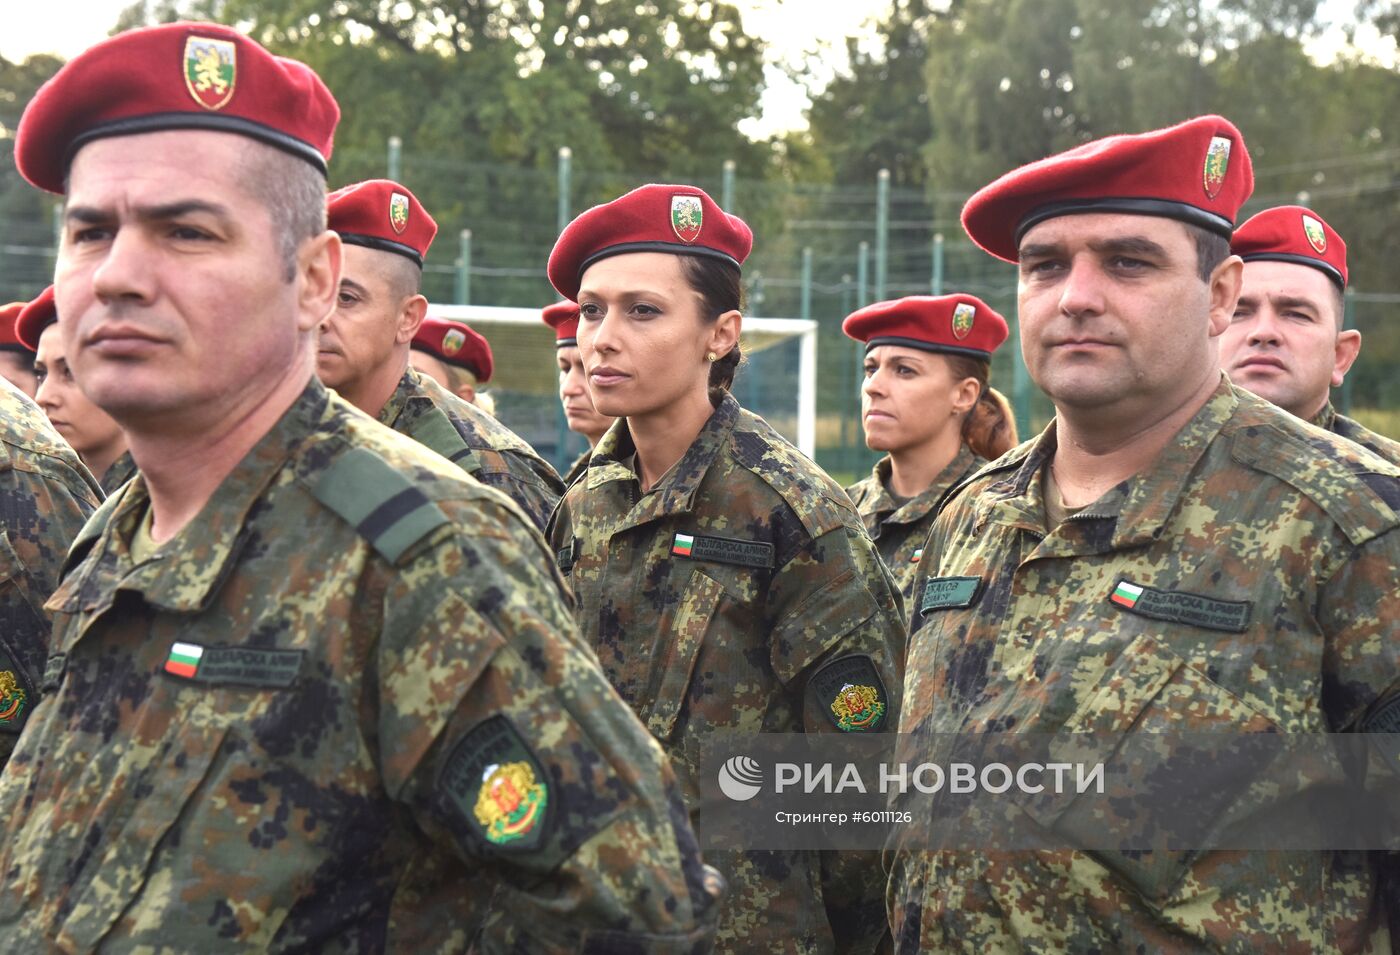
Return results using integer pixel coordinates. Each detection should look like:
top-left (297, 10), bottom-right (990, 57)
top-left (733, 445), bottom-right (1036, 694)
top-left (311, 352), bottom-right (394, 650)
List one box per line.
top-left (707, 352), bottom-right (718, 362)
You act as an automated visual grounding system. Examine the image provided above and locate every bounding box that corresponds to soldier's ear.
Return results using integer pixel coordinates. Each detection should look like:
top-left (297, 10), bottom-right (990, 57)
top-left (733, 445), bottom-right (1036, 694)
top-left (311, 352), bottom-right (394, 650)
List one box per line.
top-left (396, 294), bottom-right (428, 345)
top-left (1206, 254), bottom-right (1243, 338)
top-left (1331, 329), bottom-right (1361, 387)
top-left (299, 230), bottom-right (342, 334)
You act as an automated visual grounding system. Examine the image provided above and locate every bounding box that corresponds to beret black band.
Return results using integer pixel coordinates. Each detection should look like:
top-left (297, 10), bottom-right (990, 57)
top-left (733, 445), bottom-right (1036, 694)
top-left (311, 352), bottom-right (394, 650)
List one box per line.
top-left (864, 336), bottom-right (993, 360)
top-left (1240, 252), bottom-right (1346, 291)
top-left (66, 111), bottom-right (329, 178)
top-left (554, 337), bottom-right (578, 348)
top-left (579, 241), bottom-right (741, 280)
top-left (337, 232), bottom-right (425, 268)
top-left (1014, 197), bottom-right (1235, 250)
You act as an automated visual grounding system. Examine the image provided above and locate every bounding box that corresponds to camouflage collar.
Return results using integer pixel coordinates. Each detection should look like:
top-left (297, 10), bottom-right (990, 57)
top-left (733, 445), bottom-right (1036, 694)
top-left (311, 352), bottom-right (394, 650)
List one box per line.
top-left (587, 394), bottom-right (740, 525)
top-left (975, 376), bottom-right (1238, 549)
top-left (860, 447), bottom-right (981, 529)
top-left (50, 378), bottom-right (332, 616)
top-left (376, 367), bottom-right (419, 429)
top-left (1308, 400), bottom-right (1337, 432)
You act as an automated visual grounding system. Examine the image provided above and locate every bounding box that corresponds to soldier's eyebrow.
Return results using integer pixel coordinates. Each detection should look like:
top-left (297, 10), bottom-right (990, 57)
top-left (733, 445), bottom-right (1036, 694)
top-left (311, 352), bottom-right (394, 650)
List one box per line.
top-left (1087, 235), bottom-right (1170, 259)
top-left (64, 200), bottom-right (235, 227)
top-left (1268, 293), bottom-right (1321, 313)
top-left (340, 278), bottom-right (371, 299)
top-left (1017, 242), bottom-right (1062, 261)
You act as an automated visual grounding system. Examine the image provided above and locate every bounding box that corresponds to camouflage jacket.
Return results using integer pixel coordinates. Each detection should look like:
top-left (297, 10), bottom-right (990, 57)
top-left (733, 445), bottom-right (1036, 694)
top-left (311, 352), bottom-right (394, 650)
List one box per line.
top-left (0, 380), bottom-right (720, 954)
top-left (844, 445), bottom-right (982, 604)
top-left (0, 383), bottom-right (101, 764)
top-left (378, 369), bottom-right (565, 532)
top-left (548, 394), bottom-right (906, 955)
top-left (1311, 399), bottom-right (1400, 466)
top-left (99, 449), bottom-right (138, 496)
top-left (562, 447), bottom-right (592, 488)
top-left (891, 378), bottom-right (1400, 953)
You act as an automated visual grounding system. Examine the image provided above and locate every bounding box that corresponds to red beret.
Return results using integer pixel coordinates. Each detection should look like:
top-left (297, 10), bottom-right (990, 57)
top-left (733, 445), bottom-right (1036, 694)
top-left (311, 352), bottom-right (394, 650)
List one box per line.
top-left (542, 301), bottom-right (580, 347)
top-left (1232, 205), bottom-right (1346, 289)
top-left (327, 179), bottom-right (437, 268)
top-left (413, 318), bottom-right (493, 382)
top-left (16, 22), bottom-right (339, 195)
top-left (963, 115), bottom-right (1254, 263)
top-left (0, 302), bottom-right (28, 352)
top-left (15, 286), bottom-right (57, 353)
top-left (843, 294), bottom-right (1009, 360)
top-left (548, 183), bottom-right (752, 300)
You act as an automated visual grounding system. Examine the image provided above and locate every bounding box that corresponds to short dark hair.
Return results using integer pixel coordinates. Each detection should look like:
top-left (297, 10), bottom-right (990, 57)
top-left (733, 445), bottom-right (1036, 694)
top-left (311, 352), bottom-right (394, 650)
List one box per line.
top-left (1186, 222), bottom-right (1232, 283)
top-left (242, 143), bottom-right (328, 283)
top-left (677, 255), bottom-right (745, 406)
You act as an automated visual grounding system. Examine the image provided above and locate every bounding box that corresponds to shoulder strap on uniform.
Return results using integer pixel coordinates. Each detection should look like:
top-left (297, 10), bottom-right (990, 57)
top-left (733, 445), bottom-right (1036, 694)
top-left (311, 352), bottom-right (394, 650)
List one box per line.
top-left (311, 446), bottom-right (450, 564)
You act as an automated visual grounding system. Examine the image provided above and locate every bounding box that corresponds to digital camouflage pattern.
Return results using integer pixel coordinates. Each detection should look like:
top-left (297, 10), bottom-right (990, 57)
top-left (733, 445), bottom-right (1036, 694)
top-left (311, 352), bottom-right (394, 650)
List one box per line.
top-left (844, 445), bottom-right (982, 603)
top-left (562, 446), bottom-right (592, 488)
top-left (1311, 399), bottom-right (1400, 466)
top-left (0, 382), bottom-right (101, 765)
top-left (548, 393), bottom-right (906, 954)
top-left (892, 378), bottom-right (1400, 953)
top-left (378, 368), bottom-right (565, 532)
top-left (99, 449), bottom-right (138, 496)
top-left (0, 380), bottom-right (722, 954)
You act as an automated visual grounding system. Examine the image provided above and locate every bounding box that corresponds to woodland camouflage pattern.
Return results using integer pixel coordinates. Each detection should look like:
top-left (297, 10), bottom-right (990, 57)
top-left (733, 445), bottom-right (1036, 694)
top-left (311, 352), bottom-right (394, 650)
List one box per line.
top-left (549, 393), bottom-right (906, 954)
top-left (99, 449), bottom-right (138, 496)
top-left (1311, 399), bottom-right (1400, 466)
top-left (0, 380), bottom-right (721, 954)
top-left (378, 368), bottom-right (565, 532)
top-left (845, 445), bottom-right (982, 603)
top-left (892, 378), bottom-right (1400, 953)
top-left (0, 382), bottom-right (101, 766)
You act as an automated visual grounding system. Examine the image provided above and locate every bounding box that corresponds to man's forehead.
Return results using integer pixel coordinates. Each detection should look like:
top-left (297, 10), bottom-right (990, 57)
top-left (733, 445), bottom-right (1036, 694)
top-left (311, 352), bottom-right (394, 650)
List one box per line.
top-left (66, 129), bottom-right (263, 200)
top-left (1018, 212), bottom-right (1193, 252)
top-left (1239, 259), bottom-right (1335, 302)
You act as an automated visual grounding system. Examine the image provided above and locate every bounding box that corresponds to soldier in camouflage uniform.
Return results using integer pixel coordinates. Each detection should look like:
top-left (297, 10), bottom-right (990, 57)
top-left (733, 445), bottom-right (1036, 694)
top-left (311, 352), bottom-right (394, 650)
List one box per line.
top-left (546, 184), bottom-right (906, 954)
top-left (0, 23), bottom-right (722, 952)
top-left (892, 115), bottom-right (1400, 952)
top-left (1221, 204), bottom-right (1400, 463)
top-left (543, 300), bottom-right (615, 486)
top-left (17, 285), bottom-right (134, 493)
top-left (841, 294), bottom-right (1016, 602)
top-left (319, 180), bottom-right (565, 532)
top-left (0, 302), bottom-right (39, 397)
top-left (0, 378), bottom-right (101, 767)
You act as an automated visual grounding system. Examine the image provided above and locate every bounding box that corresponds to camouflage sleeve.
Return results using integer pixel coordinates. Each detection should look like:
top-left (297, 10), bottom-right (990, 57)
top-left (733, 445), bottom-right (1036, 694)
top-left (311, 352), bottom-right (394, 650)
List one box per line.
top-left (0, 453), bottom-right (100, 763)
top-left (768, 519), bottom-right (907, 954)
top-left (1318, 525), bottom-right (1400, 735)
top-left (474, 448), bottom-right (564, 534)
top-left (377, 496), bottom-right (720, 953)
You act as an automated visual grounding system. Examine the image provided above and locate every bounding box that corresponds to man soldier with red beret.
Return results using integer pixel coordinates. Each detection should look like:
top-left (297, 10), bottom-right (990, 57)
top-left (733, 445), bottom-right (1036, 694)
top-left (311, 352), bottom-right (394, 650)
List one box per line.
top-left (541, 300), bottom-right (616, 485)
top-left (319, 180), bottom-right (564, 532)
top-left (0, 301), bottom-right (39, 397)
top-left (1220, 205), bottom-right (1400, 463)
top-left (410, 316), bottom-right (492, 403)
top-left (892, 116), bottom-right (1400, 951)
top-left (0, 22), bottom-right (721, 953)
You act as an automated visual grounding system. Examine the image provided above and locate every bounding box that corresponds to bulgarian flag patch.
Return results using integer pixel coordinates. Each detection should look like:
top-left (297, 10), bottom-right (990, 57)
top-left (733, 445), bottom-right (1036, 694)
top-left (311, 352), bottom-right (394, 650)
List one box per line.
top-left (672, 533), bottom-right (695, 557)
top-left (1110, 580), bottom-right (1144, 609)
top-left (164, 642), bottom-right (204, 679)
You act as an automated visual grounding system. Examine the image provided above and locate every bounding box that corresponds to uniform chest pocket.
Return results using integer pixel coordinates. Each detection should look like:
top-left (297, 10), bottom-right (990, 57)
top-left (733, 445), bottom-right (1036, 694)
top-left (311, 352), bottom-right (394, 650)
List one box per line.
top-left (1018, 633), bottom-right (1281, 904)
top-left (646, 569), bottom-right (724, 741)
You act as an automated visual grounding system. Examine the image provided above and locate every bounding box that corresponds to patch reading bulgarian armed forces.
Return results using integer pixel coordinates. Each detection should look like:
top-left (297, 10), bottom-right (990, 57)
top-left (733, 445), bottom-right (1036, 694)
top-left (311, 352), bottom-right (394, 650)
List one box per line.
top-left (1108, 579), bottom-right (1251, 633)
top-left (161, 642), bottom-right (304, 688)
top-left (440, 715), bottom-right (550, 851)
top-left (808, 655), bottom-right (888, 733)
top-left (670, 532), bottom-right (774, 569)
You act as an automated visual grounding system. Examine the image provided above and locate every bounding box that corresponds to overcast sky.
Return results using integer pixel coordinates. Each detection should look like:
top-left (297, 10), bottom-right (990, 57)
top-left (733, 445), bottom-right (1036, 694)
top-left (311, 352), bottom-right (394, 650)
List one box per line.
top-left (2, 0), bottom-right (1393, 138)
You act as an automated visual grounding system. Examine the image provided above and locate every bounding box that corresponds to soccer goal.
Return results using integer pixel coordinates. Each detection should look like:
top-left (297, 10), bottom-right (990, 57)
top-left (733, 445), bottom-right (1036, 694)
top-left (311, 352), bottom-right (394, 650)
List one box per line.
top-left (427, 304), bottom-right (818, 473)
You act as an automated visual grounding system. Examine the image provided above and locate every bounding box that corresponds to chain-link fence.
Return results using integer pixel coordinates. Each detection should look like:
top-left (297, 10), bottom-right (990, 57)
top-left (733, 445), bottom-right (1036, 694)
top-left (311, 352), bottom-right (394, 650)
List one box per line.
top-left (4, 138), bottom-right (1395, 481)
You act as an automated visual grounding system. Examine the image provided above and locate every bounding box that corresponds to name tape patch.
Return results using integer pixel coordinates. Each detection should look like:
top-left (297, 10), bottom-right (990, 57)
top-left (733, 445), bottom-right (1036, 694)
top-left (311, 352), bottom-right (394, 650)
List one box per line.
top-left (671, 532), bottom-right (774, 569)
top-left (1108, 579), bottom-right (1251, 633)
top-left (555, 540), bottom-right (575, 575)
top-left (920, 576), bottom-right (983, 613)
top-left (162, 642), bottom-right (305, 688)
